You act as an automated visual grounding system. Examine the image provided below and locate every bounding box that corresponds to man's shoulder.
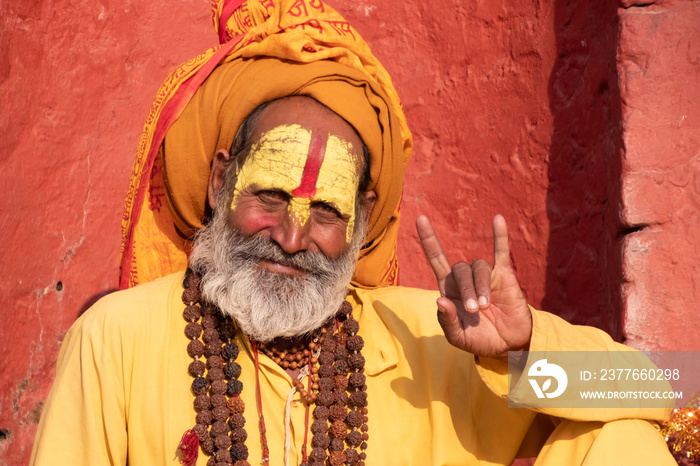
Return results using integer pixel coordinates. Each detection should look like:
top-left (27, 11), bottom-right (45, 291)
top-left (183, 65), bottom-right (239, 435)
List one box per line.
top-left (358, 284), bottom-right (437, 300)
top-left (357, 284), bottom-right (440, 308)
top-left (73, 272), bottom-right (185, 337)
top-left (97, 271), bottom-right (185, 306)
top-left (354, 285), bottom-right (442, 336)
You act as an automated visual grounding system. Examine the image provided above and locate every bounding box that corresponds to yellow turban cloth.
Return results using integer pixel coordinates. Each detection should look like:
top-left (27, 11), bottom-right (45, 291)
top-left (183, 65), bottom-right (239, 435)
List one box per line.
top-left (120, 0), bottom-right (412, 290)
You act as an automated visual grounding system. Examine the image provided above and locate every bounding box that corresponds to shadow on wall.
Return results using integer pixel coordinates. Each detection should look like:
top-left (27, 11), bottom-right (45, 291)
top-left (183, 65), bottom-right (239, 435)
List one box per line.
top-left (543, 0), bottom-right (623, 340)
top-left (513, 11), bottom-right (626, 466)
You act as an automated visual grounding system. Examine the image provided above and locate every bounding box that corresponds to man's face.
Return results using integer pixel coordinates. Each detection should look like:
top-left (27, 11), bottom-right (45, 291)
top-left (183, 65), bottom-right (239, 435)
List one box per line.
top-left (227, 98), bottom-right (365, 274)
top-left (192, 97), bottom-right (372, 342)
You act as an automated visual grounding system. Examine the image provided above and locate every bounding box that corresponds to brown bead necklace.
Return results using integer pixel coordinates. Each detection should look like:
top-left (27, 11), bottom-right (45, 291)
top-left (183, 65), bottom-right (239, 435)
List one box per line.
top-left (256, 327), bottom-right (328, 373)
top-left (179, 268), bottom-right (369, 466)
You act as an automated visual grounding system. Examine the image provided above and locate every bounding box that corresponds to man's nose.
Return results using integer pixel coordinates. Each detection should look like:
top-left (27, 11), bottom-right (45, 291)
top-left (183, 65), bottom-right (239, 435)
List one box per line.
top-left (270, 206), bottom-right (311, 254)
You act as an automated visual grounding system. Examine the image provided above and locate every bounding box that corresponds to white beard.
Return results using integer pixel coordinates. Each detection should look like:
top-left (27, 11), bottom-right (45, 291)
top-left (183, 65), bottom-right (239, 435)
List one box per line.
top-left (188, 207), bottom-right (365, 343)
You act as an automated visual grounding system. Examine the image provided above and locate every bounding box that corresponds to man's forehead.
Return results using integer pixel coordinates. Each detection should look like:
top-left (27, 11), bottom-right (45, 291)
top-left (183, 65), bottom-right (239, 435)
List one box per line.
top-left (251, 97), bottom-right (363, 154)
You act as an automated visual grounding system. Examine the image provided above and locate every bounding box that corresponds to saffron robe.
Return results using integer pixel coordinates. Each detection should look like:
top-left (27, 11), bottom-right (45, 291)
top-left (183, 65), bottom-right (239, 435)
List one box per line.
top-left (30, 272), bottom-right (675, 465)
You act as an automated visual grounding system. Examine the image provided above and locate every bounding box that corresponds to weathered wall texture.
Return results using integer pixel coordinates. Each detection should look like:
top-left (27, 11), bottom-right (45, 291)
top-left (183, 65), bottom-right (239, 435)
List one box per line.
top-left (1, 0), bottom-right (694, 463)
top-left (0, 0), bottom-right (213, 461)
top-left (618, 0), bottom-right (700, 350)
top-left (362, 0), bottom-right (624, 339)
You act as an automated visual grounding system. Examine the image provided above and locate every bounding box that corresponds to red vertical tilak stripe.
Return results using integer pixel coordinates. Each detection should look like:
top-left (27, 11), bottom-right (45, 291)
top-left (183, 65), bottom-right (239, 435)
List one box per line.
top-left (292, 130), bottom-right (327, 198)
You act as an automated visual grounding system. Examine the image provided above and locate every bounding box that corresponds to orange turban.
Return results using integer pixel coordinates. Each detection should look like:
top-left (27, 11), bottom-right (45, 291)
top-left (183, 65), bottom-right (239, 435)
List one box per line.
top-left (120, 0), bottom-right (412, 290)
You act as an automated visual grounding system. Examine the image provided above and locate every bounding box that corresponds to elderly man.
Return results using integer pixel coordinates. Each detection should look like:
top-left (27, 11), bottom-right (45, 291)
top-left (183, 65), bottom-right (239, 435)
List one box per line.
top-left (31, 1), bottom-right (675, 465)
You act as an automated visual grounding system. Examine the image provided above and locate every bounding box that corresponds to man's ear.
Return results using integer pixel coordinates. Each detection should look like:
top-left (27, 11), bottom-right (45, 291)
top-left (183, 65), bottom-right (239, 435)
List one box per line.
top-left (360, 190), bottom-right (377, 226)
top-left (208, 148), bottom-right (232, 211)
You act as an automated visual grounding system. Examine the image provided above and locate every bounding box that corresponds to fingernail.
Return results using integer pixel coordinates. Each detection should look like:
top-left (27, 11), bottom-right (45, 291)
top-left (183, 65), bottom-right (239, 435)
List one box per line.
top-left (478, 296), bottom-right (488, 307)
top-left (466, 299), bottom-right (478, 310)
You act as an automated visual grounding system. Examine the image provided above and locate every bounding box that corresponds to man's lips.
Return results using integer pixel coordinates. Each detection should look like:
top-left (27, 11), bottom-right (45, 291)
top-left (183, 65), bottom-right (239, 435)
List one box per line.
top-left (259, 258), bottom-right (307, 276)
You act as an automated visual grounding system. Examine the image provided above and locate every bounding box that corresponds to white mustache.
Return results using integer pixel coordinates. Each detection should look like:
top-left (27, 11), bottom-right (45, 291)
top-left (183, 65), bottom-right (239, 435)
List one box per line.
top-left (230, 233), bottom-right (337, 278)
top-left (187, 204), bottom-right (365, 342)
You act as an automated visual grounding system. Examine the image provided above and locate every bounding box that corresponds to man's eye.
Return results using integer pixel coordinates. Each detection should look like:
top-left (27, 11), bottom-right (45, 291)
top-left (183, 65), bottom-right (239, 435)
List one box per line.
top-left (314, 202), bottom-right (342, 218)
top-left (258, 190), bottom-right (287, 202)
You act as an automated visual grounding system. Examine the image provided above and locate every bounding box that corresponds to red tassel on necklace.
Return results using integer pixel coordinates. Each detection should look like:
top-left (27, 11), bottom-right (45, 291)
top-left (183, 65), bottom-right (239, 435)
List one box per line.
top-left (177, 429), bottom-right (199, 466)
top-left (252, 341), bottom-right (271, 463)
top-left (301, 360), bottom-right (312, 464)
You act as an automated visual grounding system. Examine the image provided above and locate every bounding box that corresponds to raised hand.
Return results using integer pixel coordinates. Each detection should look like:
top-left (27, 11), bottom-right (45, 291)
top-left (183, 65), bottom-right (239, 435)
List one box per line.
top-left (416, 214), bottom-right (532, 360)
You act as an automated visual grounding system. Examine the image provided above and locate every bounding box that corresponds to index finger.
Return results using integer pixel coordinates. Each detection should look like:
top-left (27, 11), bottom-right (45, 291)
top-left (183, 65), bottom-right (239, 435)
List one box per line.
top-left (493, 214), bottom-right (511, 268)
top-left (416, 215), bottom-right (452, 292)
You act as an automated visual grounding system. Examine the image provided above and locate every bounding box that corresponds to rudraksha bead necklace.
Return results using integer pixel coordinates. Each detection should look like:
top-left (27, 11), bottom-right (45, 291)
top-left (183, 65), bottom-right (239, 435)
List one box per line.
top-left (256, 327), bottom-right (328, 372)
top-left (179, 268), bottom-right (369, 466)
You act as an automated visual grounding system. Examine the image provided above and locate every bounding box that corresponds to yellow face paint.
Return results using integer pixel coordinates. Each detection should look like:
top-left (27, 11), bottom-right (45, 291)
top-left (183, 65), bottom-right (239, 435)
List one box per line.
top-left (231, 124), bottom-right (360, 242)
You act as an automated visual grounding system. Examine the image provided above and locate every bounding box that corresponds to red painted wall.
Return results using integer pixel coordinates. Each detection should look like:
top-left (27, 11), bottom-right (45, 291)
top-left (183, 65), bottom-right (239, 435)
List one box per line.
top-left (2, 0), bottom-right (696, 463)
top-left (618, 0), bottom-right (700, 350)
top-left (1, 0), bottom-right (214, 461)
top-left (354, 0), bottom-right (625, 337)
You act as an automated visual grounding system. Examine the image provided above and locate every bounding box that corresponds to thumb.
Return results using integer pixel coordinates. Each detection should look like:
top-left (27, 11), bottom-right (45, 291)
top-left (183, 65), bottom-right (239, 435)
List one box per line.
top-left (436, 297), bottom-right (463, 346)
